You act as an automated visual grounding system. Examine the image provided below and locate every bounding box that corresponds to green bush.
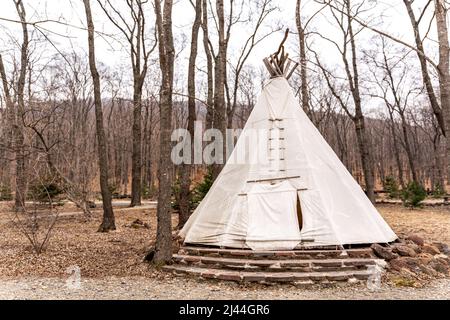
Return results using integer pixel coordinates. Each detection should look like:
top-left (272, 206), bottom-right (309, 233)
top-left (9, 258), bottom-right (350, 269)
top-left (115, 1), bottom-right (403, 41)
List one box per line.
top-left (171, 178), bottom-right (182, 211)
top-left (28, 181), bottom-right (63, 203)
top-left (142, 184), bottom-right (157, 200)
top-left (0, 184), bottom-right (13, 201)
top-left (191, 168), bottom-right (214, 210)
top-left (108, 184), bottom-right (119, 198)
top-left (431, 183), bottom-right (445, 198)
top-left (401, 181), bottom-right (426, 208)
top-left (171, 168), bottom-right (214, 212)
top-left (383, 176), bottom-right (400, 199)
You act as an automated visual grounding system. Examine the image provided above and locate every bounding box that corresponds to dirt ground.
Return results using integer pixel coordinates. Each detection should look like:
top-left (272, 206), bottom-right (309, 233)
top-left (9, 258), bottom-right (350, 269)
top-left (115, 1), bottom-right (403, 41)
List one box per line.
top-left (0, 202), bottom-right (449, 300)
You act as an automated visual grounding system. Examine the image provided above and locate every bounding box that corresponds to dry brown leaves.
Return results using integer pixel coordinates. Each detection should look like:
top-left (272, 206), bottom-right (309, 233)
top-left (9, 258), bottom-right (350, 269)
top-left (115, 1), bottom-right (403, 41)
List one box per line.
top-left (0, 202), bottom-right (448, 281)
top-left (0, 202), bottom-right (178, 279)
top-left (378, 204), bottom-right (450, 244)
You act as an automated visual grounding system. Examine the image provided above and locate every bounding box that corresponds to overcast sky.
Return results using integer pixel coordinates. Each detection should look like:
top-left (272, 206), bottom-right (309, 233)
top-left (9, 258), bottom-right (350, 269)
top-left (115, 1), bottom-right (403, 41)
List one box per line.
top-left (0, 0), bottom-right (443, 115)
top-left (0, 1), bottom-right (438, 64)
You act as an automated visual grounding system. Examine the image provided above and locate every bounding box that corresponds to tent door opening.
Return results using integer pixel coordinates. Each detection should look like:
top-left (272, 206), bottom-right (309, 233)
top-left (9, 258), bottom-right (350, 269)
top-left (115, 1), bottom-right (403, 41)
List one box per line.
top-left (296, 194), bottom-right (303, 232)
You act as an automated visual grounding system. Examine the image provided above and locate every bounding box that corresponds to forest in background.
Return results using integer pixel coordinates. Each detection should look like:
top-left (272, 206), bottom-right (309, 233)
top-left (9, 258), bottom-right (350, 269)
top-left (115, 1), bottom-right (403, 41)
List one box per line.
top-left (0, 0), bottom-right (449, 262)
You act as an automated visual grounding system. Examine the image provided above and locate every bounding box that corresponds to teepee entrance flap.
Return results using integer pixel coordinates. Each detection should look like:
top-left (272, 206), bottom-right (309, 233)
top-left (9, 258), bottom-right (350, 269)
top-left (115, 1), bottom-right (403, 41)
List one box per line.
top-left (245, 180), bottom-right (301, 250)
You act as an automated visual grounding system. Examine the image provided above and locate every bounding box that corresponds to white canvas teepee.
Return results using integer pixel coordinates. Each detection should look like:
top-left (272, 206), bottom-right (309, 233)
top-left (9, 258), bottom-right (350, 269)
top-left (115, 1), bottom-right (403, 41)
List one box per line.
top-left (179, 75), bottom-right (397, 251)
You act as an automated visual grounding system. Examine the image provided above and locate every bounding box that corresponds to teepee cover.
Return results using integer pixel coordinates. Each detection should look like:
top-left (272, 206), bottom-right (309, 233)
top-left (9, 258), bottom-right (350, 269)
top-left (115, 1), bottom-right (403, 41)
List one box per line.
top-left (179, 77), bottom-right (397, 250)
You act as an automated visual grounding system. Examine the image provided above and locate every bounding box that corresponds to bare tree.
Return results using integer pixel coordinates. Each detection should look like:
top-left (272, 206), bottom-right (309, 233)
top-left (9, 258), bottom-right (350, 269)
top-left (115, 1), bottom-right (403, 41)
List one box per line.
top-left (83, 0), bottom-right (116, 232)
top-left (201, 0), bottom-right (215, 129)
top-left (226, 0), bottom-right (277, 127)
top-left (403, 0), bottom-right (445, 135)
top-left (153, 0), bottom-right (174, 263)
top-left (11, 174), bottom-right (60, 255)
top-left (178, 0), bottom-right (202, 228)
top-left (211, 0), bottom-right (227, 178)
top-left (0, 55), bottom-right (15, 190)
top-left (322, 0), bottom-right (450, 185)
top-left (12, 0), bottom-right (29, 212)
top-left (296, 0), bottom-right (310, 114)
top-left (97, 0), bottom-right (157, 207)
top-left (434, 0), bottom-right (450, 180)
top-left (365, 38), bottom-right (419, 184)
top-left (314, 0), bottom-right (376, 202)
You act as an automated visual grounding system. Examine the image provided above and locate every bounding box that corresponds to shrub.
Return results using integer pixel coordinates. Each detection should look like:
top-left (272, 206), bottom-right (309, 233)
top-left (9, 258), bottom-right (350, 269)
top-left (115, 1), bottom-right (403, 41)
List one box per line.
top-left (0, 184), bottom-right (13, 201)
top-left (431, 183), bottom-right (446, 198)
top-left (28, 180), bottom-right (63, 203)
top-left (401, 181), bottom-right (426, 208)
top-left (108, 184), bottom-right (119, 198)
top-left (171, 178), bottom-right (182, 211)
top-left (171, 168), bottom-right (214, 212)
top-left (383, 176), bottom-right (400, 199)
top-left (142, 184), bottom-right (157, 200)
top-left (191, 168), bottom-right (214, 210)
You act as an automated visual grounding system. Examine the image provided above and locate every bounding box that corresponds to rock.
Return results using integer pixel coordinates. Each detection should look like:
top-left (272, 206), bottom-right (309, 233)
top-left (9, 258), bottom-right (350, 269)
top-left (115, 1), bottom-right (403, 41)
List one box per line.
top-left (428, 258), bottom-right (449, 274)
top-left (432, 242), bottom-right (450, 255)
top-left (371, 244), bottom-right (398, 261)
top-left (392, 245), bottom-right (417, 257)
top-left (388, 258), bottom-right (407, 272)
top-left (417, 253), bottom-right (434, 265)
top-left (389, 257), bottom-right (421, 273)
top-left (87, 201), bottom-right (97, 209)
top-left (422, 244), bottom-right (440, 255)
top-left (405, 241), bottom-right (422, 253)
top-left (418, 265), bottom-right (438, 277)
top-left (434, 255), bottom-right (449, 265)
top-left (127, 219), bottom-right (150, 229)
top-left (406, 234), bottom-right (424, 246)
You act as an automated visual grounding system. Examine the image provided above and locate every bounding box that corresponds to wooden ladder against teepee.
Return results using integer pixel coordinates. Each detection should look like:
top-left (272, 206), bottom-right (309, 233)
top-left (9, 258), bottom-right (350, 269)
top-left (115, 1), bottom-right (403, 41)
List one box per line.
top-left (263, 28), bottom-right (299, 80)
top-left (268, 120), bottom-right (286, 174)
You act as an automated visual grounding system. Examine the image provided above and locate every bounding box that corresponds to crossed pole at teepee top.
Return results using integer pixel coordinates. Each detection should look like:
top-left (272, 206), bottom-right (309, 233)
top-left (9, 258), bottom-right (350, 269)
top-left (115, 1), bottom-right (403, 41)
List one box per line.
top-left (263, 28), bottom-right (299, 80)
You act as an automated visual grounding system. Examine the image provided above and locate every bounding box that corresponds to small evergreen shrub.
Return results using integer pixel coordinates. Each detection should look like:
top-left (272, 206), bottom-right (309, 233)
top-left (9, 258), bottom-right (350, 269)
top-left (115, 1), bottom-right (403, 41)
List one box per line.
top-left (0, 184), bottom-right (13, 201)
top-left (191, 168), bottom-right (214, 210)
top-left (171, 168), bottom-right (214, 212)
top-left (108, 184), bottom-right (120, 198)
top-left (401, 181), bottom-right (426, 208)
top-left (142, 184), bottom-right (157, 200)
top-left (171, 177), bottom-right (182, 211)
top-left (431, 183), bottom-right (445, 198)
top-left (28, 181), bottom-right (63, 203)
top-left (383, 176), bottom-right (400, 199)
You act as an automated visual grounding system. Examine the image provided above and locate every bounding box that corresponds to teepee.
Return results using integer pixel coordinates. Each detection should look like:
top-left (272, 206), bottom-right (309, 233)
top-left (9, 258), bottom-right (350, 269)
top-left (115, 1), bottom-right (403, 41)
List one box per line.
top-left (179, 32), bottom-right (397, 251)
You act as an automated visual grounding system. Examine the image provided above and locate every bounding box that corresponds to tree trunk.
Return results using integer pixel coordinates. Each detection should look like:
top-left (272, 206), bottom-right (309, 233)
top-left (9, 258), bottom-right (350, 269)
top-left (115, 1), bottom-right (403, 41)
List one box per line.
top-left (346, 0), bottom-right (375, 203)
top-left (178, 0), bottom-right (202, 228)
top-left (399, 112), bottom-right (418, 183)
top-left (388, 110), bottom-right (405, 188)
top-left (404, 0), bottom-right (445, 134)
top-left (0, 54), bottom-right (15, 198)
top-left (212, 0), bottom-right (227, 179)
top-left (296, 0), bottom-right (310, 115)
top-left (354, 116), bottom-right (375, 202)
top-left (13, 0), bottom-right (29, 212)
top-left (153, 0), bottom-right (175, 264)
top-left (434, 0), bottom-right (450, 186)
top-left (83, 0), bottom-right (116, 232)
top-left (130, 84), bottom-right (143, 206)
top-left (202, 0), bottom-right (214, 130)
